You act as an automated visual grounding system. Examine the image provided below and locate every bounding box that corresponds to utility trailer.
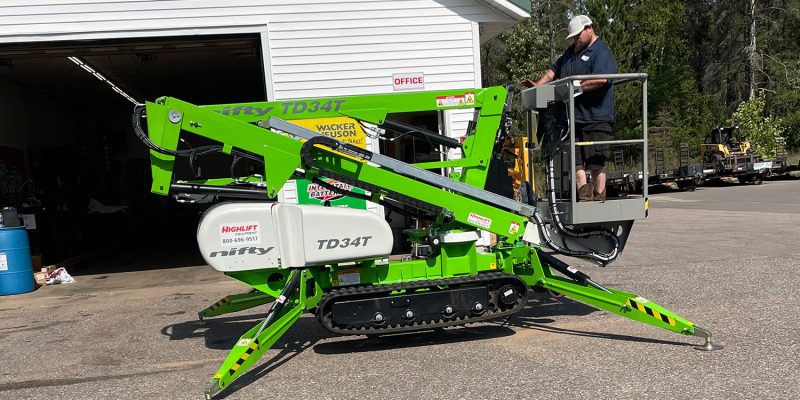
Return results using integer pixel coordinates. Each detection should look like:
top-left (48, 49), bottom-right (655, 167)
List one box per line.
top-left (649, 143), bottom-right (703, 191)
top-left (767, 137), bottom-right (800, 178)
top-left (136, 74), bottom-right (719, 398)
top-left (603, 149), bottom-right (640, 198)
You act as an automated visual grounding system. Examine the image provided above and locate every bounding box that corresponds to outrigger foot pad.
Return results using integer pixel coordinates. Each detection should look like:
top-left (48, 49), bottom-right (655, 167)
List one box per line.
top-left (692, 326), bottom-right (723, 351)
top-left (204, 379), bottom-right (221, 400)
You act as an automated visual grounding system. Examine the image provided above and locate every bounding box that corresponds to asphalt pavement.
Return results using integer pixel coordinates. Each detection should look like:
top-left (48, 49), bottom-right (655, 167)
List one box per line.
top-left (1, 179), bottom-right (798, 399)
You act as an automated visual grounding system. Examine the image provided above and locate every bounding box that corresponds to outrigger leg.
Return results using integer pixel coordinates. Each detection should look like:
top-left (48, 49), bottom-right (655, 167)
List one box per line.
top-left (530, 249), bottom-right (722, 350)
top-left (204, 270), bottom-right (310, 399)
top-left (198, 289), bottom-right (275, 321)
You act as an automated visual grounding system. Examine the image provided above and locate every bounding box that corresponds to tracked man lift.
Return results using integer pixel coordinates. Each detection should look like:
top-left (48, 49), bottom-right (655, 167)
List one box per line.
top-left (135, 75), bottom-right (720, 398)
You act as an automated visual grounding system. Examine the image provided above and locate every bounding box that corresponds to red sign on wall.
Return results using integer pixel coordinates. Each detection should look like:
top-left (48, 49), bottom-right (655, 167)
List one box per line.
top-left (392, 73), bottom-right (425, 91)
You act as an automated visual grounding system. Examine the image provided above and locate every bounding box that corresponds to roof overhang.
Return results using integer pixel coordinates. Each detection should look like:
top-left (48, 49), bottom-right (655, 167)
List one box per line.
top-left (478, 0), bottom-right (531, 20)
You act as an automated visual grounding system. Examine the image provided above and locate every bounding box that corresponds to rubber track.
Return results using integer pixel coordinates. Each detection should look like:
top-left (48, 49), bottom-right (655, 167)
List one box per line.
top-left (316, 272), bottom-right (528, 335)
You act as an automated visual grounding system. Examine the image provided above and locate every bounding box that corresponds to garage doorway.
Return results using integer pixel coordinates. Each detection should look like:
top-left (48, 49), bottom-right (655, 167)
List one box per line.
top-left (0, 34), bottom-right (266, 271)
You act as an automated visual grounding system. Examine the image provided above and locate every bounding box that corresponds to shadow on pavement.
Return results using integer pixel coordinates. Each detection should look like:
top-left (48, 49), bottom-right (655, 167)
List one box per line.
top-left (508, 293), bottom-right (692, 347)
top-left (161, 314), bottom-right (334, 351)
top-left (218, 337), bottom-right (320, 399)
top-left (519, 292), bottom-right (598, 318)
top-left (507, 316), bottom-right (693, 347)
top-left (219, 325), bottom-right (517, 398)
top-left (73, 240), bottom-right (205, 276)
top-left (313, 324), bottom-right (517, 355)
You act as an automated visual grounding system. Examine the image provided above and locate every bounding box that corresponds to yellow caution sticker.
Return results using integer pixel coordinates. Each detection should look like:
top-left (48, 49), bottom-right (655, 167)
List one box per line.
top-left (208, 298), bottom-right (229, 311)
top-left (229, 339), bottom-right (260, 376)
top-left (465, 92), bottom-right (475, 105)
top-left (627, 298), bottom-right (676, 326)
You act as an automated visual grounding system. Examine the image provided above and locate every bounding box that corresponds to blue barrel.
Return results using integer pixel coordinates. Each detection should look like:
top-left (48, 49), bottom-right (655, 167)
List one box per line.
top-left (0, 226), bottom-right (35, 295)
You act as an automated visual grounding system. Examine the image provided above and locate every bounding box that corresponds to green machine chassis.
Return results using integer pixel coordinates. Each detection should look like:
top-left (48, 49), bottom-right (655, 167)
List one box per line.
top-left (136, 87), bottom-right (719, 398)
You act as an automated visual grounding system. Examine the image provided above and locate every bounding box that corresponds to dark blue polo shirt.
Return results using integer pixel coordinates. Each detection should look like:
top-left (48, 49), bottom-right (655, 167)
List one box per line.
top-left (550, 37), bottom-right (617, 124)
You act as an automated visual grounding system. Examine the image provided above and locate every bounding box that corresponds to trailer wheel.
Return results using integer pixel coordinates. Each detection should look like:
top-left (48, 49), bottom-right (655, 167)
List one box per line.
top-left (677, 180), bottom-right (696, 192)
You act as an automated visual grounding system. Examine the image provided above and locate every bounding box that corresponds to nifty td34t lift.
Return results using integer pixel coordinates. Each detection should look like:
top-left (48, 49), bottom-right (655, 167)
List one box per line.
top-left (135, 74), bottom-right (719, 398)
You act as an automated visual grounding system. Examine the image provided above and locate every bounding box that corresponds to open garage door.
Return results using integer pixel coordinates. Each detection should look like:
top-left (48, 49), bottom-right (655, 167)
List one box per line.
top-left (0, 34), bottom-right (266, 271)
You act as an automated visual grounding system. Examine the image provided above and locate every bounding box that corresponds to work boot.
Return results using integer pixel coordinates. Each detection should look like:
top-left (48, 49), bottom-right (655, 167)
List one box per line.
top-left (578, 184), bottom-right (594, 202)
top-left (593, 191), bottom-right (606, 202)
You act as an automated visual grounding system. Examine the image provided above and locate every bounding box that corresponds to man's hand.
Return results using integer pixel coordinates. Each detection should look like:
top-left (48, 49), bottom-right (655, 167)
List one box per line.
top-left (519, 78), bottom-right (537, 88)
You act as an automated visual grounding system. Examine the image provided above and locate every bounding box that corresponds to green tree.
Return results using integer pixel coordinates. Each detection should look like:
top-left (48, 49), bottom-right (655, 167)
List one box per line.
top-left (760, 0), bottom-right (800, 149)
top-left (730, 94), bottom-right (784, 159)
top-left (479, 0), bottom-right (800, 159)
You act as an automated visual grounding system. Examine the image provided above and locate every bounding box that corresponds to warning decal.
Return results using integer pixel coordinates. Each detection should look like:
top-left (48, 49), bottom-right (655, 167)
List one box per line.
top-left (0, 253), bottom-right (7, 271)
top-left (436, 95), bottom-right (466, 108)
top-left (219, 221), bottom-right (262, 247)
top-left (337, 269), bottom-right (361, 286)
top-left (465, 92), bottom-right (475, 105)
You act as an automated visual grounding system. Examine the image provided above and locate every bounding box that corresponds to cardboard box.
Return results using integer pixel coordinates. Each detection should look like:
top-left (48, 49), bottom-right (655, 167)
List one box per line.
top-left (33, 271), bottom-right (48, 286)
top-left (41, 265), bottom-right (57, 275)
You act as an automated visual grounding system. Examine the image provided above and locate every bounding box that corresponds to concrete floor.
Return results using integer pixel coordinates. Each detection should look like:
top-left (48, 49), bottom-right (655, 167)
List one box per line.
top-left (1, 179), bottom-right (799, 399)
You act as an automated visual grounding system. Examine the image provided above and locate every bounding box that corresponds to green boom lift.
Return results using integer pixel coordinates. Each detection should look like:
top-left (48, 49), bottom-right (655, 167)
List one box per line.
top-left (134, 74), bottom-right (719, 399)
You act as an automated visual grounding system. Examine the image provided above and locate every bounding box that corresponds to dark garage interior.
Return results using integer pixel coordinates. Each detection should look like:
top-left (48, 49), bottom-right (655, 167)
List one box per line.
top-left (0, 34), bottom-right (266, 273)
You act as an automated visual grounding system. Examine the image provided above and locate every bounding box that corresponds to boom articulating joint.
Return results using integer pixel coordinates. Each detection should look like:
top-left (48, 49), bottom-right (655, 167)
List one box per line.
top-left (134, 79), bottom-right (719, 398)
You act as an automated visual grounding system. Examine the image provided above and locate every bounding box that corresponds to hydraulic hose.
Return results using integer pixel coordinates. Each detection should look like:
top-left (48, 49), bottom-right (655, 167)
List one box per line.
top-left (535, 249), bottom-right (612, 293)
top-left (132, 105), bottom-right (221, 157)
top-left (132, 105), bottom-right (264, 165)
top-left (530, 156), bottom-right (619, 263)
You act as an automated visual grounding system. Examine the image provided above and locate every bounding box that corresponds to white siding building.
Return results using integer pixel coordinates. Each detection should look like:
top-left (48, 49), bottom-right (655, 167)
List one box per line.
top-left (0, 1), bottom-right (529, 259)
top-left (0, 0), bottom-right (528, 138)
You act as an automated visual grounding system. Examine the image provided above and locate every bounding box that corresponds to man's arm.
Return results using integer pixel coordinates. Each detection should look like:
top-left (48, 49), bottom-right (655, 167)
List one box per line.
top-left (579, 79), bottom-right (608, 92)
top-left (521, 69), bottom-right (555, 88)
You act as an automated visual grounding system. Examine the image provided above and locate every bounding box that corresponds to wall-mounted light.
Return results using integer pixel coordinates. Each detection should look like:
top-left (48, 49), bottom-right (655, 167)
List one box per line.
top-left (67, 56), bottom-right (141, 105)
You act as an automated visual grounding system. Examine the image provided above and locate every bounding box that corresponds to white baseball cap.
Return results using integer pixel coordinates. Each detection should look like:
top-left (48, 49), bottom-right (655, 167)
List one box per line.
top-left (566, 15), bottom-right (593, 39)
